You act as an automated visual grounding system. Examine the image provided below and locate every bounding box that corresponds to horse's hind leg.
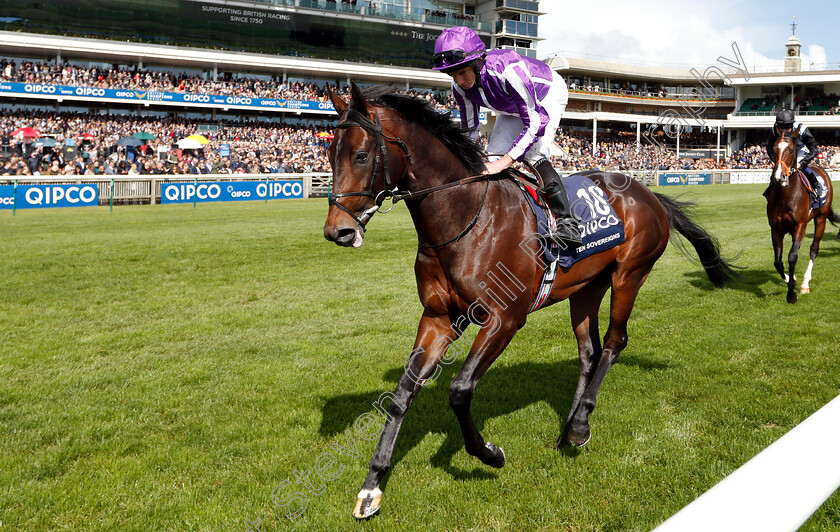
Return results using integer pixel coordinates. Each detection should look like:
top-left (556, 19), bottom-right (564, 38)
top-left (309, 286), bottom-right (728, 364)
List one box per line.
top-left (801, 215), bottom-right (827, 294)
top-left (564, 267), bottom-right (650, 447)
top-left (353, 311), bottom-right (457, 519)
top-left (449, 318), bottom-right (521, 468)
top-left (556, 276), bottom-right (610, 449)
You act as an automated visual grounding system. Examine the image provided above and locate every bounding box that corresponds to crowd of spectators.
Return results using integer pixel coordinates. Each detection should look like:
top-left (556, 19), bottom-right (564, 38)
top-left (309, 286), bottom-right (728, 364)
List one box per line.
top-left (2, 98), bottom-right (839, 177)
top-left (0, 58), bottom-right (454, 110)
top-left (569, 82), bottom-right (674, 99)
top-left (551, 129), bottom-right (840, 172)
top-left (0, 111), bottom-right (333, 176)
top-left (795, 89), bottom-right (840, 114)
top-left (4, 110), bottom-right (838, 177)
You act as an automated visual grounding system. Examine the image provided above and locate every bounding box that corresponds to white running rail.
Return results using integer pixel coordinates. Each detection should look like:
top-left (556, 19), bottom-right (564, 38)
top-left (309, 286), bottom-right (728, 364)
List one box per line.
top-left (654, 394), bottom-right (840, 532)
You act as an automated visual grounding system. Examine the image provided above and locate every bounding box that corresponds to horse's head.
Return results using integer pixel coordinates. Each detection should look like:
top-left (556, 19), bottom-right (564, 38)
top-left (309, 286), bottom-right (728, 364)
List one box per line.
top-left (323, 83), bottom-right (409, 247)
top-left (771, 129), bottom-right (799, 188)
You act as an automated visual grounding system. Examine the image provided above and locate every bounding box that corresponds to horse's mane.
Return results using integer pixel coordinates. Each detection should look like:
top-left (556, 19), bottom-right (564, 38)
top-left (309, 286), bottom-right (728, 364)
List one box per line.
top-left (357, 87), bottom-right (486, 175)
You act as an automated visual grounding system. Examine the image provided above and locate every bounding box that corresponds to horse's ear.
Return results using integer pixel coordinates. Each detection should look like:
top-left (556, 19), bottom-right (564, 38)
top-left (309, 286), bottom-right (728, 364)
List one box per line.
top-left (792, 126), bottom-right (800, 138)
top-left (349, 82), bottom-right (369, 115)
top-left (326, 85), bottom-right (348, 117)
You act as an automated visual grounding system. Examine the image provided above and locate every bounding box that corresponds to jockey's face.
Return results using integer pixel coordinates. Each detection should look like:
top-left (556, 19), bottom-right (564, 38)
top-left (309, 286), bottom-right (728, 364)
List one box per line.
top-left (449, 65), bottom-right (477, 90)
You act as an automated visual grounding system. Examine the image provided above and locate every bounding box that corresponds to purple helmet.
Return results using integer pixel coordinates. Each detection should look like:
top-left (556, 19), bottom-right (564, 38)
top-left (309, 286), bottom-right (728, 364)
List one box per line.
top-left (432, 26), bottom-right (486, 73)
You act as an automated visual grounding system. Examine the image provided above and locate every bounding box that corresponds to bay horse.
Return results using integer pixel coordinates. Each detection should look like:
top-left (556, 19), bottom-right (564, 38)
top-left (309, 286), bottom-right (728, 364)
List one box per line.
top-left (767, 132), bottom-right (840, 303)
top-left (323, 84), bottom-right (737, 519)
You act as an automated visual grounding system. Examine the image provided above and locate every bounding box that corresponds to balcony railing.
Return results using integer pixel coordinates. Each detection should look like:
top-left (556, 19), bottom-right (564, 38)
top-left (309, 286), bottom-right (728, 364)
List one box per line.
top-left (496, 0), bottom-right (540, 13)
top-left (280, 0), bottom-right (491, 31)
top-left (495, 19), bottom-right (537, 38)
top-left (736, 110), bottom-right (840, 117)
top-left (500, 46), bottom-right (536, 58)
top-left (569, 87), bottom-right (736, 102)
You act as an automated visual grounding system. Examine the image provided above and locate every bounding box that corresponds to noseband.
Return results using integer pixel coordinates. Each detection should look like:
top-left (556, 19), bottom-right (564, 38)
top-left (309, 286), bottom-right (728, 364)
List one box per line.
top-left (329, 111), bottom-right (411, 230)
top-left (772, 134), bottom-right (796, 185)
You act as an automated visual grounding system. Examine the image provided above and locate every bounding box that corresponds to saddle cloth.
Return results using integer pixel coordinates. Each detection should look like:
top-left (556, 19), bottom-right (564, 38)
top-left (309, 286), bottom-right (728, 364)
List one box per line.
top-left (519, 173), bottom-right (626, 312)
top-left (800, 171), bottom-right (828, 210)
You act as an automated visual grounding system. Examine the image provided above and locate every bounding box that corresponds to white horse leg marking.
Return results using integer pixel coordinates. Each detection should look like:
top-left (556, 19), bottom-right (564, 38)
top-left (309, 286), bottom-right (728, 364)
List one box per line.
top-left (801, 259), bottom-right (814, 294)
top-left (775, 143), bottom-right (787, 182)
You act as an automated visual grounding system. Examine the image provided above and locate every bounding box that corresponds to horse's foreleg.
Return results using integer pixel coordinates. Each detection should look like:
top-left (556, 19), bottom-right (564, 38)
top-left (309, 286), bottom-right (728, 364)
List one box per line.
top-left (786, 227), bottom-right (805, 304)
top-left (557, 280), bottom-right (609, 449)
top-left (449, 319), bottom-right (520, 468)
top-left (353, 311), bottom-right (457, 519)
top-left (801, 215), bottom-right (828, 294)
top-left (771, 230), bottom-right (786, 281)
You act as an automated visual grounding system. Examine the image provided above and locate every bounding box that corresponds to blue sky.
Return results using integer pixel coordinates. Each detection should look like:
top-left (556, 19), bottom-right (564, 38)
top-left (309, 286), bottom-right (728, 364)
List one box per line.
top-left (538, 0), bottom-right (839, 71)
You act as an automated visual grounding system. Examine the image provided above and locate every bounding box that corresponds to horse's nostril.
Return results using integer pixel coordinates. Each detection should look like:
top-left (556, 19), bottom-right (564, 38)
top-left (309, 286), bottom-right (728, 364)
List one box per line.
top-left (336, 227), bottom-right (357, 246)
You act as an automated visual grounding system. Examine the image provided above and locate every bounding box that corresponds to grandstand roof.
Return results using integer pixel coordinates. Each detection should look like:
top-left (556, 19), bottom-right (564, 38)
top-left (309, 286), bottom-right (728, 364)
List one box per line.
top-left (0, 30), bottom-right (451, 88)
top-left (727, 70), bottom-right (840, 86)
top-left (546, 55), bottom-right (723, 84)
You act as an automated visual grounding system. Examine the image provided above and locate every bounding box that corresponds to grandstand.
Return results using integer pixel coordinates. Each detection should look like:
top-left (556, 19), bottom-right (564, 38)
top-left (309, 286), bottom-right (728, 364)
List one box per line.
top-left (1, 2), bottom-right (839, 182)
top-left (1, 0), bottom-right (539, 177)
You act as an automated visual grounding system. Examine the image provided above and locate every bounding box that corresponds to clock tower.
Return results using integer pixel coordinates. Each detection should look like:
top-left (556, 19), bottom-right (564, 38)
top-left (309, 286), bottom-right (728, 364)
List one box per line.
top-left (785, 17), bottom-right (802, 72)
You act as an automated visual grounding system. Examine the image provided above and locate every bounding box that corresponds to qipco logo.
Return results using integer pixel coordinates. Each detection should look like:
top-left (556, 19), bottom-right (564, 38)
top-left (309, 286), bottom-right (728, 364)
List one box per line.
top-left (164, 183), bottom-right (221, 202)
top-left (25, 185), bottom-right (97, 206)
top-left (258, 181), bottom-right (303, 198)
top-left (227, 185), bottom-right (252, 198)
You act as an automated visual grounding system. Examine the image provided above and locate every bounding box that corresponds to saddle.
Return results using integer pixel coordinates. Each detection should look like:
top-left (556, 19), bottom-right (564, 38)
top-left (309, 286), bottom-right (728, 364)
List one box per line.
top-left (798, 168), bottom-right (828, 210)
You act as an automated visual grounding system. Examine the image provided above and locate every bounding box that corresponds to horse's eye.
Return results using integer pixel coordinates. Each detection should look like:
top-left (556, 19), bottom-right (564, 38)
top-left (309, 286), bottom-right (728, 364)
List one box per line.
top-left (355, 152), bottom-right (369, 164)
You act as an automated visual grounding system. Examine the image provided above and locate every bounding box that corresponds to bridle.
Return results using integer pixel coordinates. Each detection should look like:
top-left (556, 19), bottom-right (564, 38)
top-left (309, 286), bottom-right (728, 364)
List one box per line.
top-left (328, 110), bottom-right (411, 229)
top-left (328, 106), bottom-right (493, 248)
top-left (772, 132), bottom-right (797, 186)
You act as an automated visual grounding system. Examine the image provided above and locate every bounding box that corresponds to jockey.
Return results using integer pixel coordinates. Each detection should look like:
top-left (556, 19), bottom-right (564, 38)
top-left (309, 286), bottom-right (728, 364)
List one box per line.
top-left (764, 109), bottom-right (821, 199)
top-left (432, 26), bottom-right (581, 245)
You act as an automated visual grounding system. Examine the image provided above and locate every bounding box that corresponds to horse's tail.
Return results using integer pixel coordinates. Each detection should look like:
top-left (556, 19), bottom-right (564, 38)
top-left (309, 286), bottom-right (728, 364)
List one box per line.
top-left (828, 208), bottom-right (840, 226)
top-left (653, 192), bottom-right (740, 288)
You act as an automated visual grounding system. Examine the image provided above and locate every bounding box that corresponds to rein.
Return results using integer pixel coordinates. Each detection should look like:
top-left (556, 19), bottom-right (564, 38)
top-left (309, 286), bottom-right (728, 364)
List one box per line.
top-left (329, 108), bottom-right (494, 248)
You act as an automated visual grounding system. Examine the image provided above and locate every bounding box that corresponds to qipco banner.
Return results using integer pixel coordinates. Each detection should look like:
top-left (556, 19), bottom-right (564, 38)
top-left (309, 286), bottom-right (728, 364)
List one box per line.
top-left (659, 173), bottom-right (712, 186)
top-left (0, 184), bottom-right (99, 209)
top-left (160, 180), bottom-right (304, 204)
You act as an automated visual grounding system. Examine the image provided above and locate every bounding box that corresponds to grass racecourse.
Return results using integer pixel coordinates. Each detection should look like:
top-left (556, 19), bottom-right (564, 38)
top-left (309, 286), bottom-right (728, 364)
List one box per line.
top-left (2, 183), bottom-right (840, 531)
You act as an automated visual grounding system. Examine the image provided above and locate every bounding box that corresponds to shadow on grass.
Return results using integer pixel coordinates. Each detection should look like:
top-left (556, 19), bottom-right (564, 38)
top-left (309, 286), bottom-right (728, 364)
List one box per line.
top-left (318, 354), bottom-right (670, 487)
top-left (684, 267), bottom-right (783, 298)
top-left (683, 235), bottom-right (840, 297)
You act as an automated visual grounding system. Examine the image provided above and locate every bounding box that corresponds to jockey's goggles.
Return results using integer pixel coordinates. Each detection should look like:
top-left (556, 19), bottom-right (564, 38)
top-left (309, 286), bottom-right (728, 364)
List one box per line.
top-left (432, 49), bottom-right (469, 69)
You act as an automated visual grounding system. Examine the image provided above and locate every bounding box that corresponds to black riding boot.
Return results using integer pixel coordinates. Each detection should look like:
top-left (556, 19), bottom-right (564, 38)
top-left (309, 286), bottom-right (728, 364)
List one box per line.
top-left (534, 159), bottom-right (582, 245)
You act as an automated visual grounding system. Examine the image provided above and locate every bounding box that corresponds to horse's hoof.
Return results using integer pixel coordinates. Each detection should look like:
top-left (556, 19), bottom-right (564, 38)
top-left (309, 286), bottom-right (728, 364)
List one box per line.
top-left (352, 488), bottom-right (382, 520)
top-left (801, 286), bottom-right (810, 295)
top-left (787, 292), bottom-right (798, 304)
top-left (481, 442), bottom-right (506, 468)
top-left (568, 427), bottom-right (592, 447)
top-left (554, 438), bottom-right (570, 450)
